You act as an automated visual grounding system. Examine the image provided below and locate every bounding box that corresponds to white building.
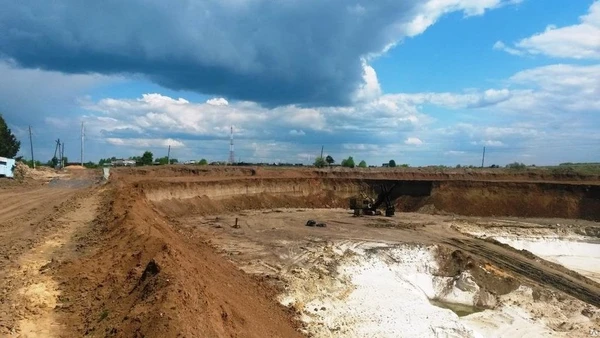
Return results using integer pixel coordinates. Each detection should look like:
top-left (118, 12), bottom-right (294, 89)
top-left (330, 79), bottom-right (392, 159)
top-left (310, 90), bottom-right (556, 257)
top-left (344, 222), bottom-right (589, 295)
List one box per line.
top-left (110, 159), bottom-right (136, 167)
top-left (0, 157), bottom-right (16, 178)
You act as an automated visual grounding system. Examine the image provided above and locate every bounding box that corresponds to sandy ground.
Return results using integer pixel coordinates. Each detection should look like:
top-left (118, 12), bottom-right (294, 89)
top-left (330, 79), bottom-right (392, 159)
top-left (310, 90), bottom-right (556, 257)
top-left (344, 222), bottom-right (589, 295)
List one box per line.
top-left (451, 219), bottom-right (600, 283)
top-left (175, 209), bottom-right (600, 337)
top-left (0, 168), bottom-right (101, 336)
top-left (0, 165), bottom-right (599, 337)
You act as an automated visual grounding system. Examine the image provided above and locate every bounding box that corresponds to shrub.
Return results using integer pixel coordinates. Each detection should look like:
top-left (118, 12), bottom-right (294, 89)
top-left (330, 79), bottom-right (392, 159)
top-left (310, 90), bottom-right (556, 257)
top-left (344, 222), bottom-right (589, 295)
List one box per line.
top-left (341, 156), bottom-right (355, 168)
top-left (506, 162), bottom-right (526, 170)
top-left (313, 156), bottom-right (327, 168)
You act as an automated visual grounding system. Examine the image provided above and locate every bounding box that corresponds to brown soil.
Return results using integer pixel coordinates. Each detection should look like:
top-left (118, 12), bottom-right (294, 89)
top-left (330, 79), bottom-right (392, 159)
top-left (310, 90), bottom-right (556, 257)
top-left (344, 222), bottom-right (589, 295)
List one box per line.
top-left (1, 166), bottom-right (599, 337)
top-left (54, 182), bottom-right (303, 338)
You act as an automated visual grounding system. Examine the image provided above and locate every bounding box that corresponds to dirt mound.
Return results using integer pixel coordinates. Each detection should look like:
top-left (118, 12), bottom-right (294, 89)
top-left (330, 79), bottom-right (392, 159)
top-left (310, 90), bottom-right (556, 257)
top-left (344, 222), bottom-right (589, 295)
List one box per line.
top-left (65, 165), bottom-right (86, 170)
top-left (55, 182), bottom-right (302, 337)
top-left (436, 247), bottom-right (520, 298)
top-left (12, 162), bottom-right (64, 182)
top-left (12, 162), bottom-right (29, 180)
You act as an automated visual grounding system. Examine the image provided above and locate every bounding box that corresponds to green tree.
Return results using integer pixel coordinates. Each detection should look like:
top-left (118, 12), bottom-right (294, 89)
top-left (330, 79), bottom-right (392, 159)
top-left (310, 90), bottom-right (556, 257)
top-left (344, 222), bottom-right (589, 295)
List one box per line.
top-left (313, 156), bottom-right (326, 168)
top-left (198, 159), bottom-right (208, 165)
top-left (24, 160), bottom-right (43, 168)
top-left (388, 159), bottom-right (396, 167)
top-left (341, 156), bottom-right (355, 168)
top-left (141, 151), bottom-right (153, 166)
top-left (156, 156), bottom-right (169, 165)
top-left (0, 114), bottom-right (20, 158)
top-left (506, 162), bottom-right (526, 170)
top-left (325, 155), bottom-right (334, 165)
top-left (358, 160), bottom-right (367, 168)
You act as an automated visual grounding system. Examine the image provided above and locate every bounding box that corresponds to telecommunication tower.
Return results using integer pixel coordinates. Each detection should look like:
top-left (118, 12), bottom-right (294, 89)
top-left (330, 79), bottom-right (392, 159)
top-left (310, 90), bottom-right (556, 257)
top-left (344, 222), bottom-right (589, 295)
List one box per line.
top-left (228, 125), bottom-right (235, 164)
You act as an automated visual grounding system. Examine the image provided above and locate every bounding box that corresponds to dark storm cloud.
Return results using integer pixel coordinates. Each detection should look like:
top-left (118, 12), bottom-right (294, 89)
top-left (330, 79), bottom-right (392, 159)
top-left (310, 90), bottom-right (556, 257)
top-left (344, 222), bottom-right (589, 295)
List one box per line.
top-left (1, 0), bottom-right (431, 106)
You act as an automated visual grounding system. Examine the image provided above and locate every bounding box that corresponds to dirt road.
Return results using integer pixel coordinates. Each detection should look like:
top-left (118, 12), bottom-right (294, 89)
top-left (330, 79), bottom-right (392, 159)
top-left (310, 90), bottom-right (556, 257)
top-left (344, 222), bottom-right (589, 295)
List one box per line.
top-left (0, 179), bottom-right (100, 336)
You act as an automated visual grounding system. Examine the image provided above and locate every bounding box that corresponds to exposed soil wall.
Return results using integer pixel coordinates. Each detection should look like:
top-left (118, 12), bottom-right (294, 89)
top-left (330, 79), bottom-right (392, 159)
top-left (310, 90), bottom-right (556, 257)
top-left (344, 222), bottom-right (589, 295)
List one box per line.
top-left (146, 178), bottom-right (600, 221)
top-left (429, 181), bottom-right (600, 220)
top-left (145, 178), bottom-right (365, 218)
top-left (115, 165), bottom-right (600, 183)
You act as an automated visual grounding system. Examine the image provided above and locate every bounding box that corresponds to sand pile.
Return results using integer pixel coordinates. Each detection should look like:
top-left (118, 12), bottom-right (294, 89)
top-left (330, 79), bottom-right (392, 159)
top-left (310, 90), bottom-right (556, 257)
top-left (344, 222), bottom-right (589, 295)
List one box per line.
top-left (13, 162), bottom-right (63, 181)
top-left (65, 165), bottom-right (86, 170)
top-left (12, 162), bottom-right (29, 180)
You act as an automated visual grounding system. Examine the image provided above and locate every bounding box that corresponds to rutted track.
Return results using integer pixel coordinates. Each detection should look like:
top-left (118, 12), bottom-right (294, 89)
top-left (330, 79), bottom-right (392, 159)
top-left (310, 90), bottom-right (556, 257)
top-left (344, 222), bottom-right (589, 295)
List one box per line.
top-left (0, 182), bottom-right (96, 336)
top-left (443, 237), bottom-right (600, 308)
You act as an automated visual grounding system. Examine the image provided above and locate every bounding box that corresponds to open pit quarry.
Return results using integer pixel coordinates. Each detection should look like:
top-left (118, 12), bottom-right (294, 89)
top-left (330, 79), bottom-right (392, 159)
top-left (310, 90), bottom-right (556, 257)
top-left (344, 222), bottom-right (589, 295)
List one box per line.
top-left (0, 166), bottom-right (599, 337)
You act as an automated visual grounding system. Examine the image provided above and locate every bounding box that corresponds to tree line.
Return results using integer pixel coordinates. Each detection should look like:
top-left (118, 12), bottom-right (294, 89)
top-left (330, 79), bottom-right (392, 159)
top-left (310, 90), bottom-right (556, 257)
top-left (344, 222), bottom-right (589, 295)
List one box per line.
top-left (313, 156), bottom-right (402, 168)
top-left (97, 152), bottom-right (209, 167)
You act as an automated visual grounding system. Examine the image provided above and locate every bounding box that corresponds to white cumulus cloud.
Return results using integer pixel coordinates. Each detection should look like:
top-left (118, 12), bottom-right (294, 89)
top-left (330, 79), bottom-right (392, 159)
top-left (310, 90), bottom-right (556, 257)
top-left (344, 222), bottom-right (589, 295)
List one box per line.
top-left (405, 137), bottom-right (423, 145)
top-left (206, 98), bottom-right (229, 106)
top-left (106, 138), bottom-right (185, 148)
top-left (495, 1), bottom-right (600, 59)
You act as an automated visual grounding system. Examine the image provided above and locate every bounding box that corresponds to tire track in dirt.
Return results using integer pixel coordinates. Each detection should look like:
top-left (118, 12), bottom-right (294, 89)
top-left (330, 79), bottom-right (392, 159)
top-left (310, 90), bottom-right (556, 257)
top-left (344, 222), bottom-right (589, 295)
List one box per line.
top-left (0, 190), bottom-right (100, 336)
top-left (0, 188), bottom-right (74, 224)
top-left (443, 237), bottom-right (600, 308)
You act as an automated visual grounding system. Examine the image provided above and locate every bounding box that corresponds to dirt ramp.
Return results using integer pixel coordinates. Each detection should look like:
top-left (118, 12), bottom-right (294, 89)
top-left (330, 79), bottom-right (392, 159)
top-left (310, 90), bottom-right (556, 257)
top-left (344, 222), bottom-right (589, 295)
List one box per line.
top-left (56, 184), bottom-right (302, 337)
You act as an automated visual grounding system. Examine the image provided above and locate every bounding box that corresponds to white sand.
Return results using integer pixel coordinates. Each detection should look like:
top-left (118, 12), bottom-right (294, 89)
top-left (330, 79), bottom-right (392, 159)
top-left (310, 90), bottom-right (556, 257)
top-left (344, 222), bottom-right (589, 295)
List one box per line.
top-left (281, 243), bottom-right (560, 338)
top-left (493, 236), bottom-right (600, 283)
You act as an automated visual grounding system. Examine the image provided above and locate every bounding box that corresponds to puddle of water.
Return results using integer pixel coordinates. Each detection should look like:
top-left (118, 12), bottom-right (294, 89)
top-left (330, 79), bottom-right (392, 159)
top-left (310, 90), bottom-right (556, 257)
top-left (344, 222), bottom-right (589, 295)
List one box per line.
top-left (429, 299), bottom-right (484, 317)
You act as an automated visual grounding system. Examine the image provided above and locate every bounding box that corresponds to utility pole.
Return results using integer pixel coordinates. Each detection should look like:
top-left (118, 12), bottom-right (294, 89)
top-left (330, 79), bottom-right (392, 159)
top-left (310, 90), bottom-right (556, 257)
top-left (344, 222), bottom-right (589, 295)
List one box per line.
top-left (28, 126), bottom-right (35, 168)
top-left (80, 122), bottom-right (85, 166)
top-left (61, 142), bottom-right (65, 168)
top-left (53, 139), bottom-right (61, 168)
top-left (167, 145), bottom-right (171, 165)
top-left (481, 146), bottom-right (486, 168)
top-left (320, 145), bottom-right (324, 159)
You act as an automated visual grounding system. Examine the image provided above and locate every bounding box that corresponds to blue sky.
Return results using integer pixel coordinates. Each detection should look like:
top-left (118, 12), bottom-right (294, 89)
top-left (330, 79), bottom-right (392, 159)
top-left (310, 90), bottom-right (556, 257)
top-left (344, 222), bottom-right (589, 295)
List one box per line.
top-left (1, 0), bottom-right (599, 166)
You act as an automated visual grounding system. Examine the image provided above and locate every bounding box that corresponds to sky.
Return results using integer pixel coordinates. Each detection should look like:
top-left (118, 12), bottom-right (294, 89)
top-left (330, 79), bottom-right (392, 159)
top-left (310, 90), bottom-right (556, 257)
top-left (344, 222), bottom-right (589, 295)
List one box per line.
top-left (1, 0), bottom-right (599, 166)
